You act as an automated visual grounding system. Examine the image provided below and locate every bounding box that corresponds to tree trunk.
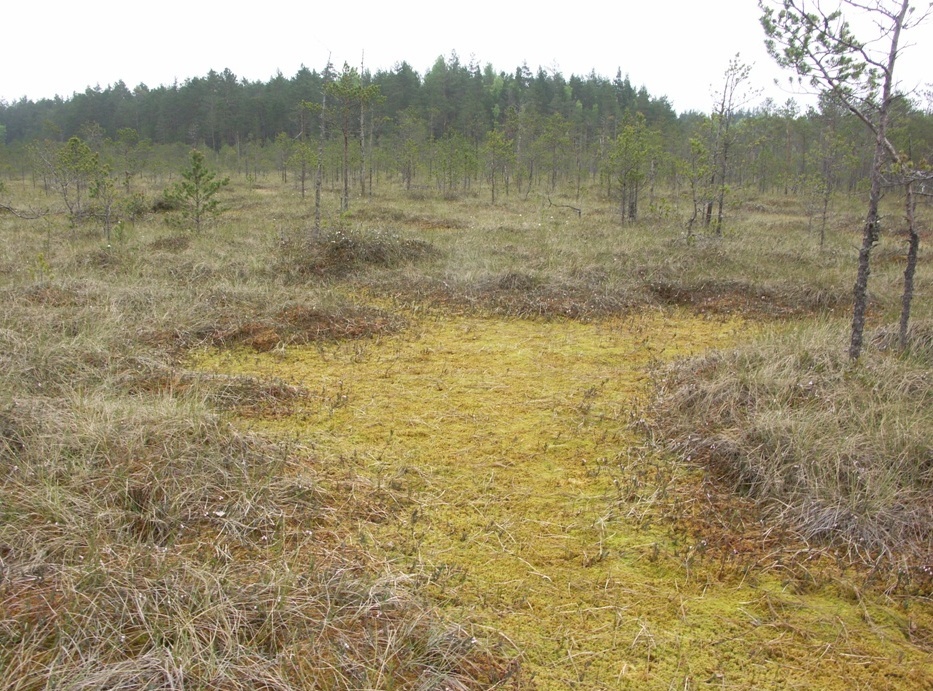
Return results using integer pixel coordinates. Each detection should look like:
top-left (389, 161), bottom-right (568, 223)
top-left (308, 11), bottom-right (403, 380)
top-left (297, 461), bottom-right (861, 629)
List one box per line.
top-left (341, 114), bottom-right (350, 212)
top-left (899, 179), bottom-right (919, 350)
top-left (847, 0), bottom-right (909, 359)
top-left (849, 132), bottom-right (885, 360)
top-left (359, 89), bottom-right (366, 197)
top-left (715, 144), bottom-right (728, 235)
top-left (368, 112), bottom-right (375, 196)
top-left (314, 84), bottom-right (327, 237)
top-left (819, 187), bottom-right (830, 249)
top-left (300, 159), bottom-right (307, 200)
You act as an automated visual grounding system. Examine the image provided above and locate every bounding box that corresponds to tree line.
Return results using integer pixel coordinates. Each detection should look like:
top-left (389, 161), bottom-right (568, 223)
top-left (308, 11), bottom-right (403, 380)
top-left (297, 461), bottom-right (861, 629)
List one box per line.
top-left (0, 56), bottom-right (676, 150)
top-left (2, 54), bottom-right (930, 211)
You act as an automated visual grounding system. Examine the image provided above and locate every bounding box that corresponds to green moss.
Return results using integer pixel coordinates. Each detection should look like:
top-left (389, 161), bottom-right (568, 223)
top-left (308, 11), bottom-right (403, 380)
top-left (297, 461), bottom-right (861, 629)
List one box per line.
top-left (192, 310), bottom-right (932, 690)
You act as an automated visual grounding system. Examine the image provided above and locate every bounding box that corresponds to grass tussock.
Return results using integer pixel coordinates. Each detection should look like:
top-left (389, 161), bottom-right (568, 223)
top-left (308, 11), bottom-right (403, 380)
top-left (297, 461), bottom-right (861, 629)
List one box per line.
top-left (0, 363), bottom-right (515, 690)
top-left (648, 277), bottom-right (850, 317)
top-left (652, 320), bottom-right (933, 568)
top-left (0, 408), bottom-right (507, 689)
top-left (349, 204), bottom-right (467, 231)
top-left (275, 227), bottom-right (441, 279)
top-left (199, 304), bottom-right (403, 353)
top-left (872, 320), bottom-right (933, 364)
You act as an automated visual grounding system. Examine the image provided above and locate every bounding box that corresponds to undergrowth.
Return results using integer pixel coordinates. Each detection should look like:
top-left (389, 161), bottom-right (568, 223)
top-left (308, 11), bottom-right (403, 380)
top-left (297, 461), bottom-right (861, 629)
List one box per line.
top-left (651, 319), bottom-right (933, 569)
top-left (0, 173), bottom-right (930, 688)
top-left (275, 226), bottom-right (441, 279)
top-left (0, 181), bottom-right (517, 689)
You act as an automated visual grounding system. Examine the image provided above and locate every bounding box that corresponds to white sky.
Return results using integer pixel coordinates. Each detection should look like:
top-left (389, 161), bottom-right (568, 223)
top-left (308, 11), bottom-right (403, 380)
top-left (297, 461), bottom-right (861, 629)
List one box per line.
top-left (3, 1), bottom-right (931, 114)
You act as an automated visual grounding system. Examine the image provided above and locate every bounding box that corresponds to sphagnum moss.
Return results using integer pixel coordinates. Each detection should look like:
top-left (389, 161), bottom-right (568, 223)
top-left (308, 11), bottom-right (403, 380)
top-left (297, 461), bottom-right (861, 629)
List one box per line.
top-left (192, 310), bottom-right (933, 690)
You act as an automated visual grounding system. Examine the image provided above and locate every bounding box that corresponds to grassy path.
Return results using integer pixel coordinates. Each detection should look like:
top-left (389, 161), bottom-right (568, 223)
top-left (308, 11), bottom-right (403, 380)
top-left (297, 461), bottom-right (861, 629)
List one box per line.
top-left (194, 310), bottom-right (932, 689)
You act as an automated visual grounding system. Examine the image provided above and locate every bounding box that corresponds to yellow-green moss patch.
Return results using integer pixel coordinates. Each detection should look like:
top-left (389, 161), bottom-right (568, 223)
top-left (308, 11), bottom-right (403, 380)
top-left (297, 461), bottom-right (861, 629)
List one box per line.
top-left (192, 310), bottom-right (932, 690)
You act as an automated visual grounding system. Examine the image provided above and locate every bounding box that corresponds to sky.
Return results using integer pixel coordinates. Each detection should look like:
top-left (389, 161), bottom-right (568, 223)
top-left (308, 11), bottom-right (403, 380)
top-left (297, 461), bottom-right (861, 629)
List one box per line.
top-left (3, 0), bottom-right (932, 115)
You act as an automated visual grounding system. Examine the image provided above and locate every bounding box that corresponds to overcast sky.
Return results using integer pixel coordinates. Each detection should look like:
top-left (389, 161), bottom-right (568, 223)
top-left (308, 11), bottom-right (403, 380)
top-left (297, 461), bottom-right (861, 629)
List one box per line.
top-left (3, 1), bottom-right (932, 114)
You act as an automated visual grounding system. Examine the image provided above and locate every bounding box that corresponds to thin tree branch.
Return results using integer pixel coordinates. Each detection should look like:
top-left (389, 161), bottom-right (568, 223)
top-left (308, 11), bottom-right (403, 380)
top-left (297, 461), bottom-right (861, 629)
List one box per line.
top-left (0, 203), bottom-right (53, 220)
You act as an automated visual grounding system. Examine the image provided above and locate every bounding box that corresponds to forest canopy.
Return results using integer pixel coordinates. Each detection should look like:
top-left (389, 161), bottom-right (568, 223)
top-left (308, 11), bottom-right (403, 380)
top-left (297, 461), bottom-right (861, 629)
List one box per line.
top-left (0, 58), bottom-right (679, 147)
top-left (1, 54), bottom-right (932, 222)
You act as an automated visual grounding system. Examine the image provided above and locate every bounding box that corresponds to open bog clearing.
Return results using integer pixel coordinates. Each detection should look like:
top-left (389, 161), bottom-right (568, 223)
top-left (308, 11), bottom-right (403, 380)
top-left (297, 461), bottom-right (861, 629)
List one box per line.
top-left (192, 308), bottom-right (932, 689)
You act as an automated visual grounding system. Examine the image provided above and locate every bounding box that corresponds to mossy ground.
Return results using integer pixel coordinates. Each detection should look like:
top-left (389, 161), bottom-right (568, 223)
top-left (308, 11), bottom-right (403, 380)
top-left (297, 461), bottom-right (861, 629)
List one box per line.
top-left (193, 308), bottom-right (933, 690)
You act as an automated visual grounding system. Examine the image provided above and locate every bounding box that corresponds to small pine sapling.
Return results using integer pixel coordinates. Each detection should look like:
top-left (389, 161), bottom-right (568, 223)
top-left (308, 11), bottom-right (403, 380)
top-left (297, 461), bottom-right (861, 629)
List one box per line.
top-left (167, 149), bottom-right (230, 231)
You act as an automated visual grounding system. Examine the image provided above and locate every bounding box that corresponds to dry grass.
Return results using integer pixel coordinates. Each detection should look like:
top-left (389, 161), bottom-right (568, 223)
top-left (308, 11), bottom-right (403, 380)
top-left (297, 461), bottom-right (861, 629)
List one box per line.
top-left (0, 387), bottom-right (516, 688)
top-left (0, 180), bottom-right (520, 689)
top-left (274, 226), bottom-right (442, 280)
top-left (651, 319), bottom-right (933, 569)
top-left (0, 171), bottom-right (931, 688)
top-left (329, 187), bottom-right (925, 325)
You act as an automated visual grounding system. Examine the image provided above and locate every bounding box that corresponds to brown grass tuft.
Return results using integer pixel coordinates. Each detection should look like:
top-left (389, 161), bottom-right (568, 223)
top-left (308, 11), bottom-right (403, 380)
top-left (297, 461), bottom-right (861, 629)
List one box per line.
top-left (149, 233), bottom-right (192, 253)
top-left (275, 227), bottom-right (441, 279)
top-left (650, 321), bottom-right (933, 569)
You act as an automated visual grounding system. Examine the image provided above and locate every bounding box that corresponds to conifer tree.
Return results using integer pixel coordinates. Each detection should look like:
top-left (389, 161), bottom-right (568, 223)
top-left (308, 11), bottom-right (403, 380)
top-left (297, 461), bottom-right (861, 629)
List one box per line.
top-left (760, 0), bottom-right (924, 358)
top-left (168, 149), bottom-right (229, 231)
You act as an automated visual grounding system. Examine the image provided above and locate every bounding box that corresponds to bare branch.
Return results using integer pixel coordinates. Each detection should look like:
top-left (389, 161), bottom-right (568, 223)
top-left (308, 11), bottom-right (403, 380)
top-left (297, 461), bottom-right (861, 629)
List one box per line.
top-left (0, 203), bottom-right (53, 220)
top-left (546, 196), bottom-right (582, 217)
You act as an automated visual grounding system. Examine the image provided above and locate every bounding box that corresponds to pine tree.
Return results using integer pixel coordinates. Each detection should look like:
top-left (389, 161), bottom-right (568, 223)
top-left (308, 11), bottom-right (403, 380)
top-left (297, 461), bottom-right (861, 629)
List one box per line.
top-left (168, 149), bottom-right (229, 231)
top-left (761, 0), bottom-right (923, 358)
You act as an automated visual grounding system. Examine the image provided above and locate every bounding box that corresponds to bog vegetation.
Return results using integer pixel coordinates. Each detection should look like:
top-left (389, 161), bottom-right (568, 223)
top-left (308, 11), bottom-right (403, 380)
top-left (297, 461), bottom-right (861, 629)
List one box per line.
top-left (1, 28), bottom-right (932, 690)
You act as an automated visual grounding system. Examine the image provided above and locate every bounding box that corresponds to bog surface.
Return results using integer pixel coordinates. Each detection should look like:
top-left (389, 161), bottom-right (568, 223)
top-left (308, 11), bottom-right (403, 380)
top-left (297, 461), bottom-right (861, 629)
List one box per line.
top-left (193, 310), bottom-right (932, 689)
